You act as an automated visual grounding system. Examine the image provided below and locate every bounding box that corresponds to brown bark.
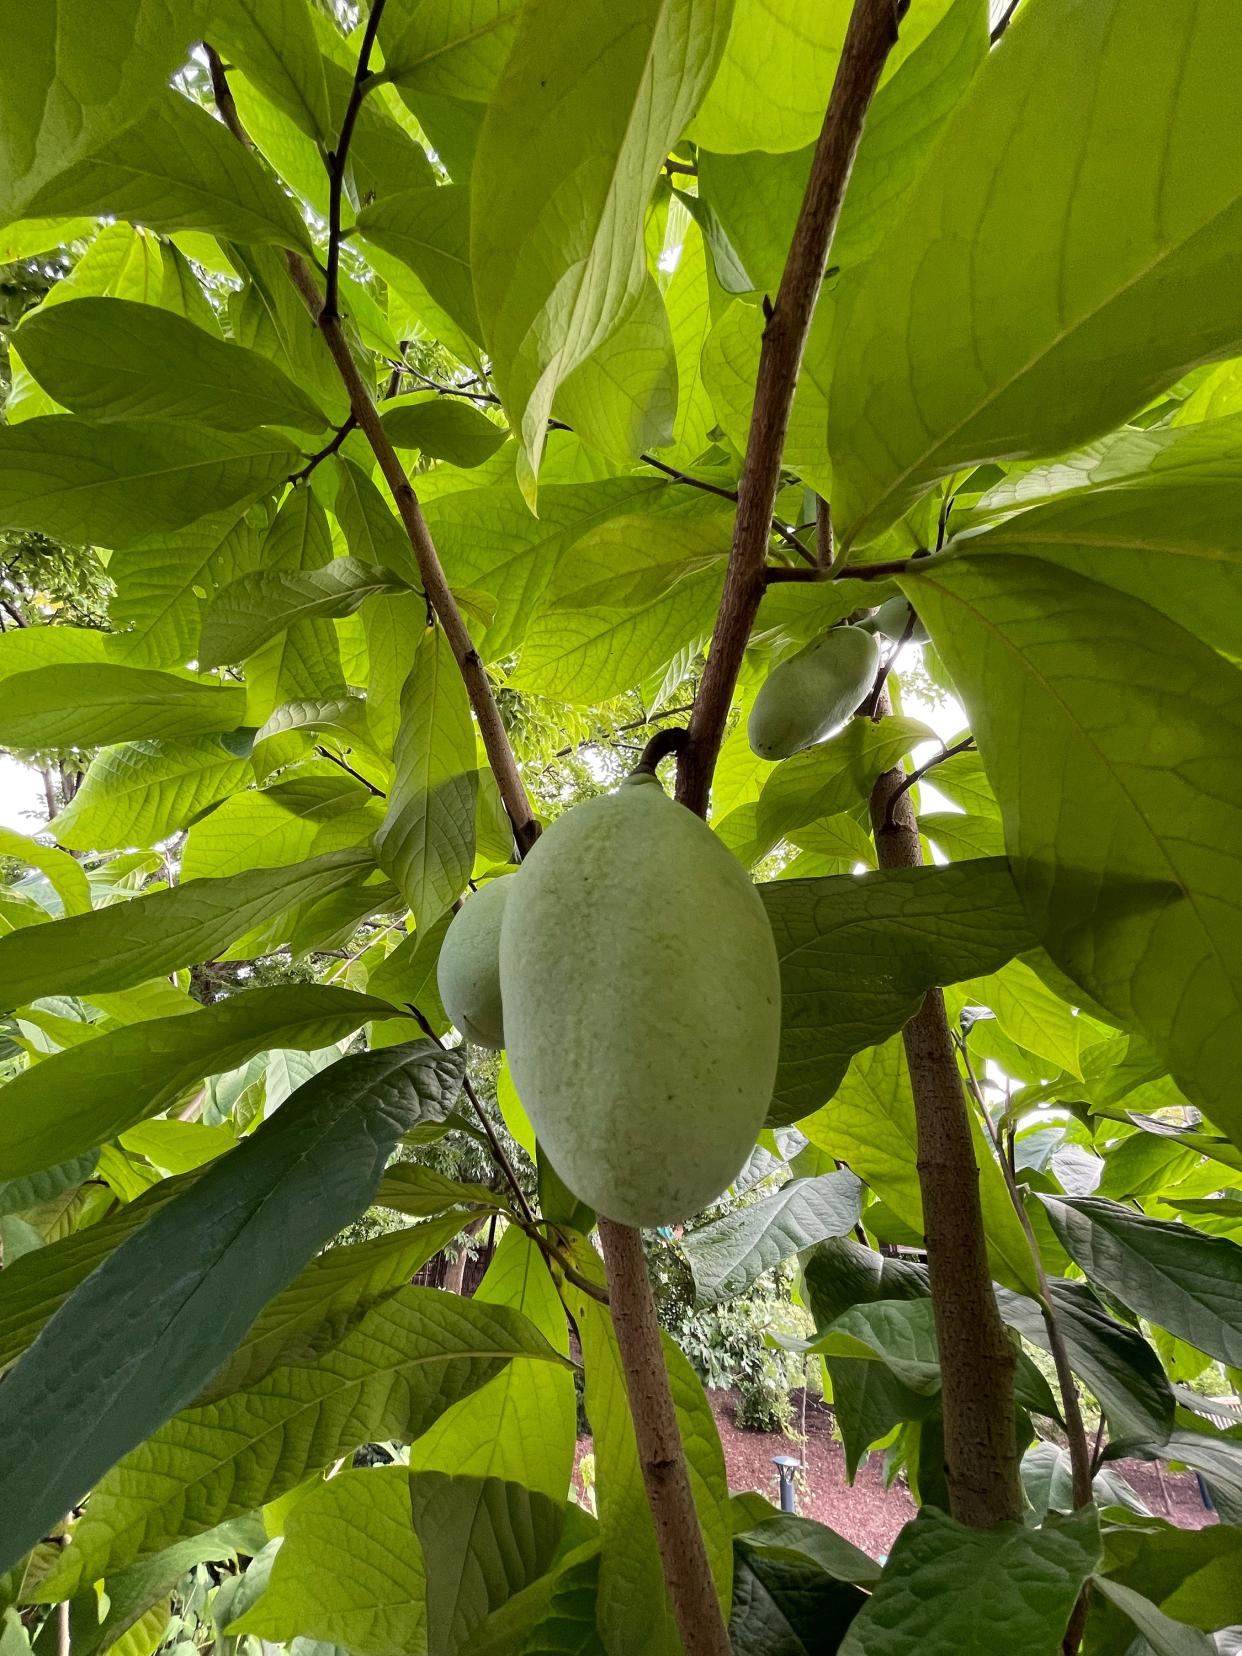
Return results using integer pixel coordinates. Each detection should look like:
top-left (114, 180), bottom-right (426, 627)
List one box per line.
top-left (869, 757), bottom-right (1024, 1528)
top-left (597, 1218), bottom-right (731, 1656)
top-left (676, 0), bottom-right (906, 816)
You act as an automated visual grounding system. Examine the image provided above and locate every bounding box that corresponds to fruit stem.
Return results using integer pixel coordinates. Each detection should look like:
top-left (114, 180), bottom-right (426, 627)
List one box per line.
top-left (596, 1217), bottom-right (733, 1656)
top-left (630, 725), bottom-right (689, 780)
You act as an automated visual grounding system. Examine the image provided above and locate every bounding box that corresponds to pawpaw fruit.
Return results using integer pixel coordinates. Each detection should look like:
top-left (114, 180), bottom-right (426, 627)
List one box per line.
top-left (499, 774), bottom-right (781, 1226)
top-left (747, 625), bottom-right (880, 760)
top-left (437, 877), bottom-right (511, 1049)
top-left (868, 596), bottom-right (929, 644)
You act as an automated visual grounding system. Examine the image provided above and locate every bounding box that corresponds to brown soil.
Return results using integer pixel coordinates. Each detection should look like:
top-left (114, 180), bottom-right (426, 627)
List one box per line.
top-left (574, 1388), bottom-right (1215, 1558)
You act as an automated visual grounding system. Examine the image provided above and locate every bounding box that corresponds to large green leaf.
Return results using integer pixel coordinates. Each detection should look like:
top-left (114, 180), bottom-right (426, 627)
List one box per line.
top-left (831, 0), bottom-right (1242, 545)
top-left (0, 1154), bottom-right (98, 1222)
top-left (1040, 1195), bottom-right (1242, 1369)
top-left (408, 1229), bottom-right (577, 1499)
top-left (995, 1279), bottom-right (1174, 1446)
top-left (904, 553), bottom-right (1242, 1142)
top-left (209, 0), bottom-right (332, 143)
top-left (0, 984), bottom-right (408, 1175)
top-left (22, 89), bottom-right (312, 250)
top-left (0, 847), bottom-right (376, 1009)
top-left (956, 470), bottom-right (1242, 661)
top-left (51, 737), bottom-right (251, 852)
top-left (470, 0), bottom-right (732, 486)
top-left (682, 1170), bottom-right (862, 1306)
top-left (0, 664), bottom-right (246, 749)
top-left (759, 860), bottom-right (1035, 1123)
top-left (1091, 1579), bottom-right (1215, 1656)
top-left (200, 558), bottom-right (414, 667)
top-left (378, 0), bottom-right (522, 103)
top-left (16, 298), bottom-right (329, 433)
top-left (837, 1507), bottom-right (1100, 1656)
top-left (381, 393), bottom-right (509, 468)
top-left (375, 622), bottom-right (477, 925)
top-left (555, 275), bottom-right (678, 466)
top-left (410, 1471), bottom-right (565, 1656)
top-left (468, 1542), bottom-right (604, 1656)
top-left (0, 0), bottom-right (211, 222)
top-left (356, 185), bottom-right (480, 345)
top-left (0, 417), bottom-right (295, 547)
top-left (0, 829), bottom-right (91, 917)
top-left (41, 1289), bottom-right (566, 1593)
top-left (728, 1536), bottom-right (867, 1656)
top-left (108, 506), bottom-right (263, 669)
top-left (0, 1042), bottom-right (454, 1575)
top-left (513, 513), bottom-right (729, 705)
top-left (227, 1467), bottom-right (427, 1656)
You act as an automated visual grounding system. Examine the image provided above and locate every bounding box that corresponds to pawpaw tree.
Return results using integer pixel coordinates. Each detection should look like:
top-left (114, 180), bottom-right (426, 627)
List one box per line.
top-left (1, 1), bottom-right (1241, 1653)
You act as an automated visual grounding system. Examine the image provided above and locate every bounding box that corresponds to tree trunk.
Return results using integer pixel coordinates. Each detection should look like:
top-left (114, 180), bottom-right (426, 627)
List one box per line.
top-left (869, 758), bottom-right (1024, 1527)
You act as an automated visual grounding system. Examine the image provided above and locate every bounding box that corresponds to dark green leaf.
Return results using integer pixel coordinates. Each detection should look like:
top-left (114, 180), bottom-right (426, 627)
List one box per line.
top-left (0, 847), bottom-right (377, 1010)
top-left (729, 1538), bottom-right (866, 1656)
top-left (0, 1041), bottom-right (461, 1575)
top-left (759, 860), bottom-right (1034, 1123)
top-left (1091, 1578), bottom-right (1215, 1656)
top-left (682, 1171), bottom-right (862, 1305)
top-left (0, 1154), bottom-right (98, 1220)
top-left (1040, 1195), bottom-right (1242, 1368)
top-left (17, 298), bottom-right (329, 432)
top-left (381, 394), bottom-right (509, 467)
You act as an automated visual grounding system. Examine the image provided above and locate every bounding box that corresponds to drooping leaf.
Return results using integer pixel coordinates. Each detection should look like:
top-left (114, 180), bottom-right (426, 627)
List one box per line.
top-left (0, 829), bottom-right (91, 917)
top-left (0, 984), bottom-right (410, 1176)
top-left (375, 622), bottom-right (477, 925)
top-left (904, 553), bottom-right (1242, 1142)
top-left (470, 0), bottom-right (732, 487)
top-left (0, 417), bottom-right (295, 547)
top-left (51, 737), bottom-right (251, 852)
top-left (759, 860), bottom-right (1035, 1123)
top-left (22, 89), bottom-right (313, 251)
top-left (0, 1042), bottom-right (460, 1574)
top-left (1090, 1578), bottom-right (1215, 1656)
top-left (209, 0), bottom-right (333, 143)
top-left (837, 1506), bottom-right (1100, 1656)
top-left (40, 1290), bottom-right (567, 1594)
top-left (1040, 1195), bottom-right (1242, 1369)
top-left (410, 1471), bottom-right (566, 1656)
top-left (381, 393), bottom-right (509, 468)
top-left (200, 558), bottom-right (414, 667)
top-left (16, 298), bottom-right (330, 432)
top-left (729, 1535), bottom-right (867, 1656)
top-left (682, 1170), bottom-right (863, 1305)
top-left (555, 275), bottom-right (679, 465)
top-left (0, 0), bottom-right (212, 222)
top-left (830, 0), bottom-right (1242, 544)
top-left (0, 846), bottom-right (376, 1010)
top-left (227, 1467), bottom-right (427, 1656)
top-left (0, 664), bottom-right (247, 749)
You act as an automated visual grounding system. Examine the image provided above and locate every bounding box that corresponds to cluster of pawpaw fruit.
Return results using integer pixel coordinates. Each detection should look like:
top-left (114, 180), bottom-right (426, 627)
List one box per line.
top-left (747, 601), bottom-right (926, 761)
top-left (436, 771), bottom-right (781, 1227)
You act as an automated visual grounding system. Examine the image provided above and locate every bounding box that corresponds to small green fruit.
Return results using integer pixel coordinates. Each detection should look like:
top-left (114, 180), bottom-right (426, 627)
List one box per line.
top-left (747, 626), bottom-right (880, 760)
top-left (437, 877), bottom-right (511, 1049)
top-left (499, 774), bottom-right (781, 1226)
top-left (869, 596), bottom-right (929, 644)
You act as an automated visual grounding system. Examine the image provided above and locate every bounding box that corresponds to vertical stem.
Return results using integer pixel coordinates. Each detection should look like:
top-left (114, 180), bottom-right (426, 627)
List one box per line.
top-left (869, 742), bottom-right (1023, 1527)
top-left (676, 0), bottom-right (906, 815)
top-left (597, 1218), bottom-right (731, 1656)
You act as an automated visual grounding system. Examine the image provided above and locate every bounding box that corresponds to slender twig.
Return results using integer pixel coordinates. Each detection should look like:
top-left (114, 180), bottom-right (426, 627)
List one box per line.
top-left (858, 607), bottom-right (916, 721)
top-left (816, 495), bottom-right (834, 570)
top-left (314, 744), bottom-right (385, 798)
top-left (990, 0), bottom-right (1022, 43)
top-left (289, 414), bottom-right (357, 485)
top-left (676, 0), bottom-right (907, 815)
top-left (1090, 1412), bottom-right (1107, 1473)
top-left (883, 735), bottom-right (975, 830)
top-left (958, 1037), bottom-right (1094, 1510)
top-left (322, 0), bottom-right (387, 321)
top-left (763, 565), bottom-right (830, 584)
top-left (524, 1223), bottom-right (611, 1305)
top-left (833, 553), bottom-right (924, 581)
top-left (663, 159), bottom-right (698, 176)
top-left (552, 704), bottom-right (695, 760)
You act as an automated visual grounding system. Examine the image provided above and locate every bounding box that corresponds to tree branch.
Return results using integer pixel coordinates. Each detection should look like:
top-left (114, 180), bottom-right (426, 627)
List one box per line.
top-left (289, 414), bottom-right (357, 485)
top-left (869, 701), bottom-right (1023, 1528)
top-left (676, 0), bottom-right (907, 815)
top-left (882, 734), bottom-right (975, 829)
top-left (957, 1037), bottom-right (1095, 1512)
top-left (205, 40), bottom-right (540, 858)
top-left (314, 744), bottom-right (385, 798)
top-left (322, 0), bottom-right (387, 322)
top-left (596, 1217), bottom-right (732, 1656)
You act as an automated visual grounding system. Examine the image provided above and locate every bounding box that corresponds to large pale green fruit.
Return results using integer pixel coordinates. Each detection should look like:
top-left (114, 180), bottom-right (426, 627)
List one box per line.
top-left (747, 625), bottom-right (880, 760)
top-left (499, 774), bottom-right (780, 1226)
top-left (437, 877), bottom-right (511, 1049)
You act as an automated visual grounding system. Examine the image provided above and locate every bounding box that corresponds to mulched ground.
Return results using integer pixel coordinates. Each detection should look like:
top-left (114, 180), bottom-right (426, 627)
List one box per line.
top-left (575, 1388), bottom-right (1215, 1557)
